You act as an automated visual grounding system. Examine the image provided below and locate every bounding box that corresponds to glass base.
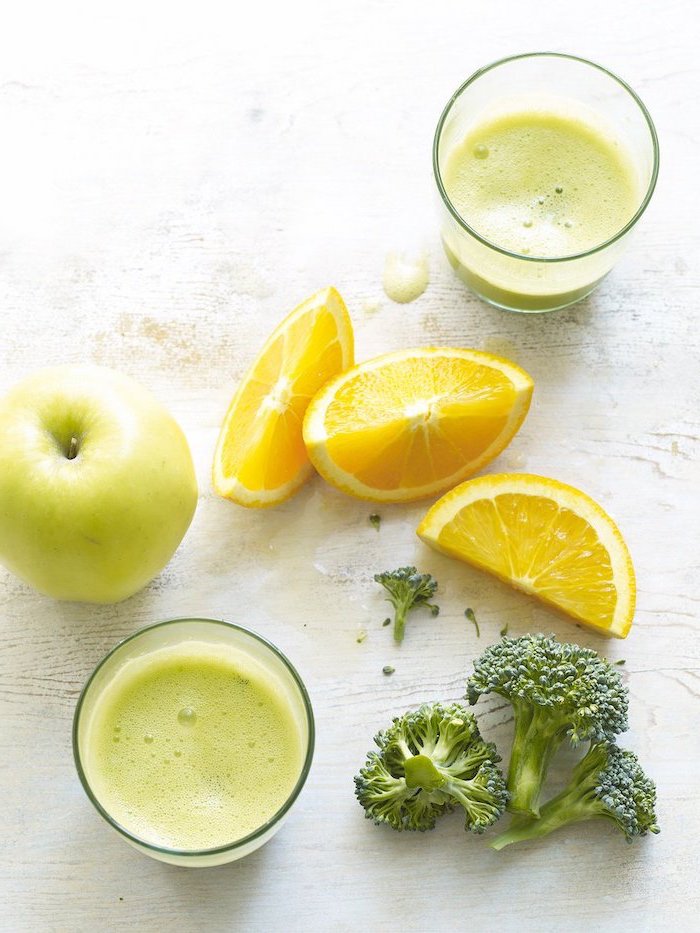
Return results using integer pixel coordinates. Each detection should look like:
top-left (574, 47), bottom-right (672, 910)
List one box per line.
top-left (443, 240), bottom-right (605, 313)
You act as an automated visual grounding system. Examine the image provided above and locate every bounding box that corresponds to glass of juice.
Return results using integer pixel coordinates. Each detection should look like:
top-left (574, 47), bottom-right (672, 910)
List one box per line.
top-left (73, 618), bottom-right (314, 867)
top-left (434, 52), bottom-right (659, 312)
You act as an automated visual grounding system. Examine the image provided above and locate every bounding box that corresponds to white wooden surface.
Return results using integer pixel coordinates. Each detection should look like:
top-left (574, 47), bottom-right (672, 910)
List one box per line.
top-left (1, 2), bottom-right (698, 930)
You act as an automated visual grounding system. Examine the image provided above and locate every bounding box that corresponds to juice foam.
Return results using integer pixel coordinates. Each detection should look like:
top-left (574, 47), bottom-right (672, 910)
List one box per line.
top-left (83, 642), bottom-right (304, 850)
top-left (443, 109), bottom-right (640, 258)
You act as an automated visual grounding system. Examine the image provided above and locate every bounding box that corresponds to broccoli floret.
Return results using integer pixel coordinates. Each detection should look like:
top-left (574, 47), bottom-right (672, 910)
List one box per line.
top-left (354, 702), bottom-right (508, 833)
top-left (491, 742), bottom-right (659, 849)
top-left (467, 634), bottom-right (628, 817)
top-left (374, 566), bottom-right (439, 643)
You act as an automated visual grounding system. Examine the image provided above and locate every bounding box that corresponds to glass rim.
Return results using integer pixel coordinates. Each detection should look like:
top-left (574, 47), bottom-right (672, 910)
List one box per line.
top-left (432, 51), bottom-right (660, 263)
top-left (72, 616), bottom-right (316, 859)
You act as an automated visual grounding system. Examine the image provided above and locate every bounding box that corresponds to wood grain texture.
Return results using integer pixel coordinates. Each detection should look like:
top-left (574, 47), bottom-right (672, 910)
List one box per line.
top-left (1, 1), bottom-right (698, 930)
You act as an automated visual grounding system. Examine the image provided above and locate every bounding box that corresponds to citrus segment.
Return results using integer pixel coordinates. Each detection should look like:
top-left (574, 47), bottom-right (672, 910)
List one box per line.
top-left (213, 287), bottom-right (353, 507)
top-left (417, 473), bottom-right (635, 637)
top-left (303, 348), bottom-right (533, 502)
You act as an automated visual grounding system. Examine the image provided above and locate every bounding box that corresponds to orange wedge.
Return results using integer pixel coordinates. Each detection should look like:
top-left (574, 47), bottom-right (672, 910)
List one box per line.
top-left (417, 473), bottom-right (636, 637)
top-left (213, 287), bottom-right (353, 507)
top-left (302, 347), bottom-right (533, 502)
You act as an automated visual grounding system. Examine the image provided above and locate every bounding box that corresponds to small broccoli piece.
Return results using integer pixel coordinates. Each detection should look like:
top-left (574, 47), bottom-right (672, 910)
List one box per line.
top-left (491, 742), bottom-right (659, 849)
top-left (467, 634), bottom-right (628, 817)
top-left (374, 566), bottom-right (439, 643)
top-left (465, 607), bottom-right (480, 637)
top-left (354, 702), bottom-right (508, 833)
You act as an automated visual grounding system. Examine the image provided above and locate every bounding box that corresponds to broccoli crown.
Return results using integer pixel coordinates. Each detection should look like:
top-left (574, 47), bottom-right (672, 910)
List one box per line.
top-left (573, 742), bottom-right (660, 840)
top-left (374, 566), bottom-right (439, 643)
top-left (467, 633), bottom-right (629, 744)
top-left (354, 702), bottom-right (508, 833)
top-left (490, 742), bottom-right (660, 849)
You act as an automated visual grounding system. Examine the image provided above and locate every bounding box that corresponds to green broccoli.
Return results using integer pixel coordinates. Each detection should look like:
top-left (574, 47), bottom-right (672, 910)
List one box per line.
top-left (354, 702), bottom-right (508, 833)
top-left (467, 634), bottom-right (629, 817)
top-left (374, 566), bottom-right (439, 643)
top-left (490, 742), bottom-right (659, 849)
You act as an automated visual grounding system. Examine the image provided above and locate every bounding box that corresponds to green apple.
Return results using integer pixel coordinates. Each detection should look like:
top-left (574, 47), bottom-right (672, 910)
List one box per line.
top-left (0, 365), bottom-right (198, 603)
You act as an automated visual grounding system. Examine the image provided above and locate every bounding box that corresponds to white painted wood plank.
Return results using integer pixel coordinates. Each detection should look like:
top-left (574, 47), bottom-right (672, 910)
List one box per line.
top-left (1, 1), bottom-right (698, 930)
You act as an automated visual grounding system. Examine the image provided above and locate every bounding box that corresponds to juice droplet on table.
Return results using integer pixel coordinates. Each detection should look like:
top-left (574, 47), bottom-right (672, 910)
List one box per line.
top-left (382, 252), bottom-right (429, 304)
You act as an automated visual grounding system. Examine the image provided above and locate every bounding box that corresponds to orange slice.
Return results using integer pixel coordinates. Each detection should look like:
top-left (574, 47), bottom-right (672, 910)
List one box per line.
top-left (302, 347), bottom-right (533, 502)
top-left (417, 473), bottom-right (636, 637)
top-left (213, 287), bottom-right (353, 507)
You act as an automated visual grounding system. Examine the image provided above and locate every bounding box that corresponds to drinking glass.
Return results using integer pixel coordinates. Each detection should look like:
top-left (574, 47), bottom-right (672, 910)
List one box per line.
top-left (73, 618), bottom-right (315, 867)
top-left (433, 52), bottom-right (659, 312)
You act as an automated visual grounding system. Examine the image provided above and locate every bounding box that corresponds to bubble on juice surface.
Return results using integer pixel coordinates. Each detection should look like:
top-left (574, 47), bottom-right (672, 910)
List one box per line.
top-left (144, 733), bottom-right (154, 744)
top-left (555, 185), bottom-right (564, 194)
top-left (522, 219), bottom-right (533, 228)
top-left (473, 144), bottom-right (489, 159)
top-left (178, 707), bottom-right (197, 726)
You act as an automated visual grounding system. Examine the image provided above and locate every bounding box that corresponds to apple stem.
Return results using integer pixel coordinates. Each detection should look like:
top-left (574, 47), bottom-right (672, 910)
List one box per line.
top-left (67, 436), bottom-right (79, 460)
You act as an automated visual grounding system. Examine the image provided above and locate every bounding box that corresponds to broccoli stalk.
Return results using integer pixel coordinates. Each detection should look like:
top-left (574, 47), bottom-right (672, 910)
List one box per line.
top-left (506, 701), bottom-right (568, 816)
top-left (467, 634), bottom-right (629, 817)
top-left (374, 566), bottom-right (439, 643)
top-left (491, 742), bottom-right (659, 850)
top-left (354, 703), bottom-right (508, 833)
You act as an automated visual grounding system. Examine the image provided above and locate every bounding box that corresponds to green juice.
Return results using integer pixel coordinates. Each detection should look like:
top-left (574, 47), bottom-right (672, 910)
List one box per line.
top-left (440, 108), bottom-right (642, 310)
top-left (82, 642), bottom-right (304, 850)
